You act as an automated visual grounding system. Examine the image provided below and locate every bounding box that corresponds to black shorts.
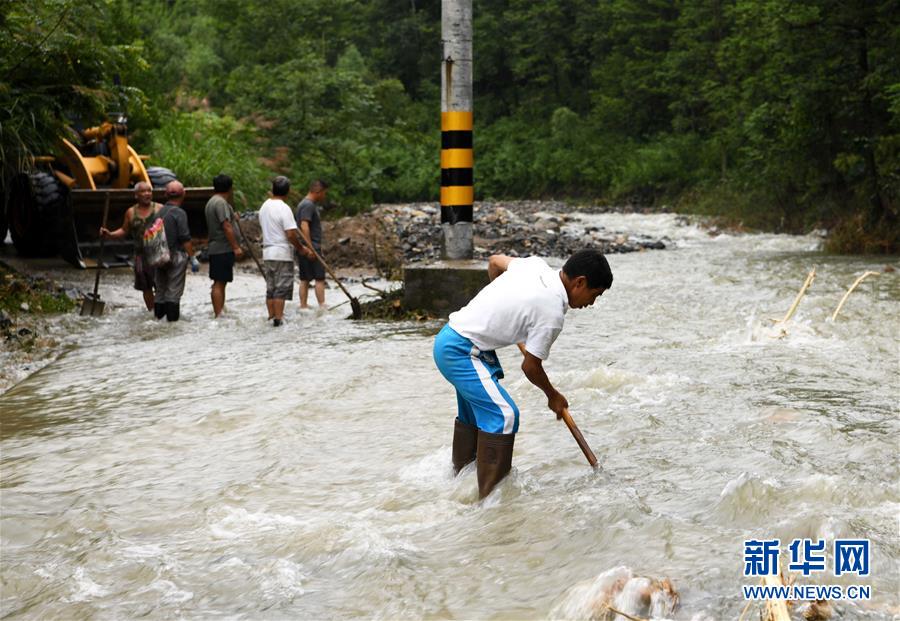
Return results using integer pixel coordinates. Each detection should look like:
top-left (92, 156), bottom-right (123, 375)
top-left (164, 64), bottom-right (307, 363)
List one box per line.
top-left (133, 254), bottom-right (155, 292)
top-left (209, 252), bottom-right (235, 283)
top-left (297, 251), bottom-right (326, 281)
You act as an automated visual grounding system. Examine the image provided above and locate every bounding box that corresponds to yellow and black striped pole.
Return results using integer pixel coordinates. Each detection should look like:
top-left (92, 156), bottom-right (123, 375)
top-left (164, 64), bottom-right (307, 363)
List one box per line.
top-left (441, 111), bottom-right (473, 231)
top-left (441, 0), bottom-right (473, 260)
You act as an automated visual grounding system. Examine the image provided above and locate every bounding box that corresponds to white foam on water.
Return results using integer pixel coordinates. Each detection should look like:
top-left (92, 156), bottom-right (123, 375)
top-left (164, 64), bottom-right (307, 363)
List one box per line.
top-left (398, 447), bottom-right (454, 487)
top-left (715, 472), bottom-right (781, 522)
top-left (550, 565), bottom-right (678, 620)
top-left (568, 212), bottom-right (710, 247)
top-left (335, 518), bottom-right (422, 567)
top-left (65, 566), bottom-right (108, 602)
top-left (139, 578), bottom-right (194, 605)
top-left (208, 506), bottom-right (304, 540)
top-left (258, 558), bottom-right (306, 598)
top-left (218, 556), bottom-right (249, 570)
top-left (121, 543), bottom-right (165, 559)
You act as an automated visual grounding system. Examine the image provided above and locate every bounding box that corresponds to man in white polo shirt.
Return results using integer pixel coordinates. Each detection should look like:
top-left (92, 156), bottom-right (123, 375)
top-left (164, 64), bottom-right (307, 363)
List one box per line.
top-left (433, 249), bottom-right (613, 498)
top-left (258, 176), bottom-right (315, 326)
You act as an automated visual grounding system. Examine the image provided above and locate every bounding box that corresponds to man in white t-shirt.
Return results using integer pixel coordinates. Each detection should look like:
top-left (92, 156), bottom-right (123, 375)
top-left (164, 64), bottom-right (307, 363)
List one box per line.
top-left (258, 176), bottom-right (315, 326)
top-left (433, 249), bottom-right (613, 498)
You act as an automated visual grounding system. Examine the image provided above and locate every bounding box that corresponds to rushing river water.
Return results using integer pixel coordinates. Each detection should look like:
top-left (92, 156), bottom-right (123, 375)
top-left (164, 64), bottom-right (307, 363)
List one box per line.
top-left (1, 213), bottom-right (898, 620)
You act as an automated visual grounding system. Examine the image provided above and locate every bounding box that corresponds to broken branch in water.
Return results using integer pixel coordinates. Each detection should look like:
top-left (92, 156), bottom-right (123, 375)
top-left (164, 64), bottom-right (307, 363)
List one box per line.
top-left (777, 268), bottom-right (816, 324)
top-left (361, 281), bottom-right (387, 295)
top-left (604, 606), bottom-right (648, 621)
top-left (830, 271), bottom-right (879, 321)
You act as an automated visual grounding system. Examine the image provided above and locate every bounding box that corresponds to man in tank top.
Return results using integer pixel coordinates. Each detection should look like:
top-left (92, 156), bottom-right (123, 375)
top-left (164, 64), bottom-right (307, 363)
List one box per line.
top-left (433, 249), bottom-right (613, 499)
top-left (99, 181), bottom-right (161, 311)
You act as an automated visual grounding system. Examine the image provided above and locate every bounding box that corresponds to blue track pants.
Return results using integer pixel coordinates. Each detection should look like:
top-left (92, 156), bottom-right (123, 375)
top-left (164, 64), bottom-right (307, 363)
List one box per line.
top-left (433, 324), bottom-right (519, 434)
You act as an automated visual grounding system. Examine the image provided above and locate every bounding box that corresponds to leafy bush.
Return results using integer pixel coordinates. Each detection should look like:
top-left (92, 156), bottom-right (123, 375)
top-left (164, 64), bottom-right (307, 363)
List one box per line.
top-left (142, 111), bottom-right (273, 209)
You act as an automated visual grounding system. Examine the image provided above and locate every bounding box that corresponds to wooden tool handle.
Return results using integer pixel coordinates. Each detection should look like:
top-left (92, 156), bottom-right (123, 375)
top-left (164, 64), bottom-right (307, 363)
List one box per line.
top-left (92, 192), bottom-right (111, 296)
top-left (560, 408), bottom-right (598, 468)
top-left (232, 215), bottom-right (265, 277)
top-left (302, 238), bottom-right (352, 299)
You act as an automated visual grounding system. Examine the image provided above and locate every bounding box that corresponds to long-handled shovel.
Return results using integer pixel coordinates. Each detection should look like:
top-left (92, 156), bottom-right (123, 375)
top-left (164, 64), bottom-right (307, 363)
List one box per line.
top-left (560, 407), bottom-right (599, 469)
top-left (517, 343), bottom-right (599, 469)
top-left (80, 192), bottom-right (110, 316)
top-left (232, 214), bottom-right (265, 277)
top-left (297, 237), bottom-right (362, 320)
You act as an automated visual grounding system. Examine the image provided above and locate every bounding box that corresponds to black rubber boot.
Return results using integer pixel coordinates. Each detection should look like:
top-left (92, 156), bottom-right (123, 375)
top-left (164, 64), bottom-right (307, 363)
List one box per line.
top-left (165, 302), bottom-right (180, 322)
top-left (476, 430), bottom-right (515, 499)
top-left (154, 303), bottom-right (166, 319)
top-left (452, 419), bottom-right (478, 475)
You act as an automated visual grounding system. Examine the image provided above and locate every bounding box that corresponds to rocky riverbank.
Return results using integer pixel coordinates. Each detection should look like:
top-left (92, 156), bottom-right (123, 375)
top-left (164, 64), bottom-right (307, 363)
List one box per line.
top-left (0, 262), bottom-right (79, 393)
top-left (233, 200), bottom-right (672, 277)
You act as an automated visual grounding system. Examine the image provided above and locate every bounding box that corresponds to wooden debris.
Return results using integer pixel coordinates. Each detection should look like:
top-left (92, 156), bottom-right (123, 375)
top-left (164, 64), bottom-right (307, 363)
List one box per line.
top-left (778, 268), bottom-right (816, 324)
top-left (605, 605), bottom-right (648, 621)
top-left (801, 599), bottom-right (833, 621)
top-left (762, 574), bottom-right (792, 621)
top-left (830, 270), bottom-right (879, 321)
top-left (586, 573), bottom-right (678, 621)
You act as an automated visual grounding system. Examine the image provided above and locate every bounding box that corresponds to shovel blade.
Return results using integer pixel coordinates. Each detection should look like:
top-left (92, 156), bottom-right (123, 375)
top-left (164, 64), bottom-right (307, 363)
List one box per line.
top-left (80, 298), bottom-right (105, 317)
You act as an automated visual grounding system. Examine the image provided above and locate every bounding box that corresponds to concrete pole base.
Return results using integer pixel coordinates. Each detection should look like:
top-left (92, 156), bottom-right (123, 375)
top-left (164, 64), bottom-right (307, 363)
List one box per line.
top-left (403, 259), bottom-right (488, 318)
top-left (441, 222), bottom-right (473, 261)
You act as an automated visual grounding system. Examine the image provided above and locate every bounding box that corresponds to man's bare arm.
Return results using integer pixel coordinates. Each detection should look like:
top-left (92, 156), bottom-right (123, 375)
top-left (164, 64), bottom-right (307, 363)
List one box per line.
top-left (520, 351), bottom-right (568, 418)
top-left (298, 221), bottom-right (316, 258)
top-left (488, 254), bottom-right (514, 281)
top-left (100, 208), bottom-right (132, 240)
top-left (222, 220), bottom-right (243, 258)
top-left (286, 228), bottom-right (309, 256)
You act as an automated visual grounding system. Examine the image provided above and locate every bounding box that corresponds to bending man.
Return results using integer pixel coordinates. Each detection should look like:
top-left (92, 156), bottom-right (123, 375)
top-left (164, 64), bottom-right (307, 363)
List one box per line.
top-left (433, 249), bottom-right (613, 498)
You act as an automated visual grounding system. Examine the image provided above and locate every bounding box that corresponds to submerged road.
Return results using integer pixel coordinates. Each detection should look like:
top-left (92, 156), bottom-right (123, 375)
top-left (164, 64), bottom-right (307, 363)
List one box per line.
top-left (1, 213), bottom-right (898, 619)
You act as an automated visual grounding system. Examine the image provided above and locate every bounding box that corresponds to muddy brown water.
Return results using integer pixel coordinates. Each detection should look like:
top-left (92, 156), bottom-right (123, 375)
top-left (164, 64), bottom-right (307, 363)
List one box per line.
top-left (1, 214), bottom-right (898, 619)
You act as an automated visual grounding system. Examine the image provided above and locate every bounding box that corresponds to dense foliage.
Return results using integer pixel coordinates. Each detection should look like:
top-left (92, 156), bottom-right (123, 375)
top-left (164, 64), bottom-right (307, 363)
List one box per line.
top-left (2, 0), bottom-right (898, 251)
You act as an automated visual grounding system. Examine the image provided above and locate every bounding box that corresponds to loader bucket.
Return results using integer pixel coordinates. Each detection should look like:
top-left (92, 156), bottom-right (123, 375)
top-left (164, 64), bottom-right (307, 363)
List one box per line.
top-left (61, 187), bottom-right (214, 268)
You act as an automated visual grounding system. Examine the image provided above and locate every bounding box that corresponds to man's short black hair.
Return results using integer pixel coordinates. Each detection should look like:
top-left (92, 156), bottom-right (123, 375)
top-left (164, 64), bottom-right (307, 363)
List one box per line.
top-left (310, 179), bottom-right (329, 192)
top-left (213, 174), bottom-right (233, 193)
top-left (563, 249), bottom-right (613, 289)
top-left (272, 176), bottom-right (291, 197)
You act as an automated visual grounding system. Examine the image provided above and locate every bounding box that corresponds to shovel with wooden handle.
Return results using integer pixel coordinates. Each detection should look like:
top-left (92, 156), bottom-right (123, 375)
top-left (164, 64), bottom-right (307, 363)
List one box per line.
top-left (80, 192), bottom-right (110, 316)
top-left (297, 237), bottom-right (362, 320)
top-left (232, 214), bottom-right (265, 278)
top-left (517, 343), bottom-right (599, 469)
top-left (560, 408), bottom-right (599, 469)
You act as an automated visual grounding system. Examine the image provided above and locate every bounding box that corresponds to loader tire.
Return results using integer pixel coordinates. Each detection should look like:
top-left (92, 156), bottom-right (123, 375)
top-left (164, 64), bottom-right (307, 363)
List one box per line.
top-left (8, 171), bottom-right (64, 257)
top-left (146, 166), bottom-right (178, 189)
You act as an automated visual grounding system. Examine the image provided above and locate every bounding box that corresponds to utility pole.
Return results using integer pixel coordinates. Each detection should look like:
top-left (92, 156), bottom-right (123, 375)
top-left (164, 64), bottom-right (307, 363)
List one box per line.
top-left (440, 0), bottom-right (473, 260)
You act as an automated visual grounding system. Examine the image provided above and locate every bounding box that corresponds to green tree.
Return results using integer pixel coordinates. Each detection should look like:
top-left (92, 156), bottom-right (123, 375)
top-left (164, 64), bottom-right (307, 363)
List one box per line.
top-left (0, 0), bottom-right (150, 185)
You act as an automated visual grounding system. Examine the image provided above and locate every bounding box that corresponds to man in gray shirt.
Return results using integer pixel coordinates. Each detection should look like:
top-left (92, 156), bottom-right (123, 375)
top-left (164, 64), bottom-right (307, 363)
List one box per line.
top-left (294, 179), bottom-right (329, 309)
top-left (154, 181), bottom-right (196, 322)
top-left (205, 174), bottom-right (245, 317)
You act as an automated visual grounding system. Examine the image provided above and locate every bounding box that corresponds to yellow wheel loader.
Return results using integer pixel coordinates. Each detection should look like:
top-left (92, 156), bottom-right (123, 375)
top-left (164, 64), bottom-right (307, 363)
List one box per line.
top-left (6, 114), bottom-right (212, 268)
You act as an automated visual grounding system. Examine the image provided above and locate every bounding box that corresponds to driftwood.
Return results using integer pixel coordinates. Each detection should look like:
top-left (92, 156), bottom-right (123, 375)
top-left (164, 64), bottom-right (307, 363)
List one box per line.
top-left (830, 270), bottom-right (879, 321)
top-left (763, 574), bottom-right (792, 621)
top-left (737, 574), bottom-right (794, 621)
top-left (777, 268), bottom-right (816, 324)
top-left (605, 606), bottom-right (648, 621)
